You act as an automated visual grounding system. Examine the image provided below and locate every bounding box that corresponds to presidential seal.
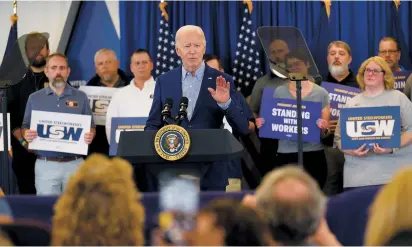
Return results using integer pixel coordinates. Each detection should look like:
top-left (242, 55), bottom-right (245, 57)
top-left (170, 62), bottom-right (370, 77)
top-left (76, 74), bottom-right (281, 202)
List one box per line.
top-left (154, 125), bottom-right (191, 161)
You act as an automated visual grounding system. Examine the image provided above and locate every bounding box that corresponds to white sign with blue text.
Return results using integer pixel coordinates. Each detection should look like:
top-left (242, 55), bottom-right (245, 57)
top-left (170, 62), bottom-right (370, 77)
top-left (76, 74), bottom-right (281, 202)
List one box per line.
top-left (0, 113), bottom-right (11, 151)
top-left (28, 110), bottom-right (91, 155)
top-left (79, 86), bottom-right (118, 126)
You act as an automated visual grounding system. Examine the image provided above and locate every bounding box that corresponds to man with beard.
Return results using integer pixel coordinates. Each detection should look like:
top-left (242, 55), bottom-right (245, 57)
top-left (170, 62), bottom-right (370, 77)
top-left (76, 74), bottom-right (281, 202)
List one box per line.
top-left (323, 41), bottom-right (357, 195)
top-left (7, 32), bottom-right (50, 194)
top-left (22, 53), bottom-right (95, 195)
top-left (378, 37), bottom-right (405, 73)
top-left (86, 48), bottom-right (131, 156)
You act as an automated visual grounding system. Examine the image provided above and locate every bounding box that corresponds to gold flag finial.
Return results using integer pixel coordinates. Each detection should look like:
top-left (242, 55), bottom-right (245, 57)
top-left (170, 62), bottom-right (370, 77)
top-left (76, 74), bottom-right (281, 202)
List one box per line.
top-left (393, 0), bottom-right (401, 10)
top-left (243, 0), bottom-right (253, 14)
top-left (323, 0), bottom-right (332, 19)
top-left (10, 0), bottom-right (18, 25)
top-left (159, 1), bottom-right (169, 22)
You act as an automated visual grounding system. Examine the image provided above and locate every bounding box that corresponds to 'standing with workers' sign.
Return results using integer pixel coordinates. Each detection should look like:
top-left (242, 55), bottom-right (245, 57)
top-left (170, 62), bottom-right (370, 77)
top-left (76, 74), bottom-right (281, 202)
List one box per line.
top-left (340, 106), bottom-right (401, 150)
top-left (321, 82), bottom-right (361, 121)
top-left (28, 110), bottom-right (92, 155)
top-left (259, 87), bottom-right (322, 143)
top-left (79, 86), bottom-right (118, 126)
top-left (393, 71), bottom-right (411, 92)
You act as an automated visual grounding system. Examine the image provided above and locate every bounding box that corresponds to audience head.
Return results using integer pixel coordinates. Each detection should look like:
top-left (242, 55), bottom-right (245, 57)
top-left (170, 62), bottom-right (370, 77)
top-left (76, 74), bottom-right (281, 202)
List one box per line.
top-left (255, 166), bottom-right (327, 245)
top-left (365, 167), bottom-right (412, 246)
top-left (130, 49), bottom-right (153, 81)
top-left (175, 25), bottom-right (206, 74)
top-left (94, 48), bottom-right (120, 83)
top-left (327, 41), bottom-right (352, 77)
top-left (357, 56), bottom-right (394, 91)
top-left (188, 199), bottom-right (273, 246)
top-left (285, 50), bottom-right (311, 77)
top-left (269, 39), bottom-right (290, 68)
top-left (44, 52), bottom-right (70, 89)
top-left (51, 154), bottom-right (145, 246)
top-left (0, 231), bottom-right (13, 246)
top-left (378, 37), bottom-right (402, 72)
top-left (25, 32), bottom-right (50, 69)
top-left (204, 54), bottom-right (224, 72)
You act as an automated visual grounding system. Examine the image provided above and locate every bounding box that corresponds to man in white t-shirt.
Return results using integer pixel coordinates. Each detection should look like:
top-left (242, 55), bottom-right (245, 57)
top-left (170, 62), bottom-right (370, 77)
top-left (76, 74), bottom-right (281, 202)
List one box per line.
top-left (106, 49), bottom-right (155, 143)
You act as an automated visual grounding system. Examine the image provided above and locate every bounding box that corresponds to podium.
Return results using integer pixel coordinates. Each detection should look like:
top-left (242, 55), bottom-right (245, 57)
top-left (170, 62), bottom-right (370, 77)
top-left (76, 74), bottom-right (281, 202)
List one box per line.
top-left (117, 129), bottom-right (244, 188)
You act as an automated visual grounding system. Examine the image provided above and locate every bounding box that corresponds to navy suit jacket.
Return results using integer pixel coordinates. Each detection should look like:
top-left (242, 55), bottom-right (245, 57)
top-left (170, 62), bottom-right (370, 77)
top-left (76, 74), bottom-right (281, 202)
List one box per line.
top-left (145, 64), bottom-right (249, 135)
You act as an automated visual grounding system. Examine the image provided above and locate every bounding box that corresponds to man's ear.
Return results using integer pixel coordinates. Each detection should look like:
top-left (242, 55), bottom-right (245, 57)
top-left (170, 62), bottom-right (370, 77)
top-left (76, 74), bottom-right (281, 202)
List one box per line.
top-left (44, 66), bottom-right (49, 78)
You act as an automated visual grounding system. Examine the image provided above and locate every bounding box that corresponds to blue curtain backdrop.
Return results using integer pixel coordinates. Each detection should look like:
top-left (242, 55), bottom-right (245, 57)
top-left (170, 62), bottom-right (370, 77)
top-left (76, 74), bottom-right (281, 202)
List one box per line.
top-left (119, 0), bottom-right (412, 82)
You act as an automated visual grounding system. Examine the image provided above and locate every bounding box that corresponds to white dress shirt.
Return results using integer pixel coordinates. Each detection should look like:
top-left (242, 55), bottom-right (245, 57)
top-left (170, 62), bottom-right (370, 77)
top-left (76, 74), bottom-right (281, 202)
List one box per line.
top-left (105, 77), bottom-right (156, 143)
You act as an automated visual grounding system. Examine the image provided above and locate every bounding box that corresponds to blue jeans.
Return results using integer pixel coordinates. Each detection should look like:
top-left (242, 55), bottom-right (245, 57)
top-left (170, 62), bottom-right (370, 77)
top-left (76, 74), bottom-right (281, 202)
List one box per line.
top-left (35, 158), bottom-right (83, 195)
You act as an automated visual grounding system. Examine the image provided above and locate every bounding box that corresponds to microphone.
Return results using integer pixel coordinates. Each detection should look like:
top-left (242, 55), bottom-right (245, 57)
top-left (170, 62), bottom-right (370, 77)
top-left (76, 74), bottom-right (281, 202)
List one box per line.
top-left (161, 98), bottom-right (173, 124)
top-left (176, 97), bottom-right (189, 126)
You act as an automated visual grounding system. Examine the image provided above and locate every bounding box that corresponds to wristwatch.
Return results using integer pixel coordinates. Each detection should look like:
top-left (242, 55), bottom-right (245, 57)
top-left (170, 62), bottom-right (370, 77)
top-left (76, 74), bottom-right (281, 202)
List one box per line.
top-left (19, 138), bottom-right (27, 147)
top-left (391, 148), bottom-right (399, 154)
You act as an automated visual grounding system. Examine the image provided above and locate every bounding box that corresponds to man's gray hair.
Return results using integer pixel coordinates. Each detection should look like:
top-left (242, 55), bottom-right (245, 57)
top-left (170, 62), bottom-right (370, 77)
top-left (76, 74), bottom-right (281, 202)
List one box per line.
top-left (94, 48), bottom-right (118, 63)
top-left (255, 166), bottom-right (327, 245)
top-left (175, 25), bottom-right (206, 48)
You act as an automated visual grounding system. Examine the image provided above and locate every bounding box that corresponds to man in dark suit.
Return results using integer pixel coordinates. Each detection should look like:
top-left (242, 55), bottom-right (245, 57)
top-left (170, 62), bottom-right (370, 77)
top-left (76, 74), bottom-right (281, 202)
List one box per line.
top-left (145, 25), bottom-right (249, 191)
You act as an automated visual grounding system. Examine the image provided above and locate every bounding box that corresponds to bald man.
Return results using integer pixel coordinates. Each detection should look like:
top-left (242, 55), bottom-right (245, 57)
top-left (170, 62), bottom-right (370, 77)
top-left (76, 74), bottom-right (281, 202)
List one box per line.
top-left (146, 25), bottom-right (249, 191)
top-left (86, 48), bottom-right (132, 156)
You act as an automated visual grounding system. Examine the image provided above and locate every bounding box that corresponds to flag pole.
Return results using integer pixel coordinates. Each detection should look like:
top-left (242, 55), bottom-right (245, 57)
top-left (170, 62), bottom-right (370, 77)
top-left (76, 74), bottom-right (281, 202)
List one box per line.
top-left (11, 0), bottom-right (18, 25)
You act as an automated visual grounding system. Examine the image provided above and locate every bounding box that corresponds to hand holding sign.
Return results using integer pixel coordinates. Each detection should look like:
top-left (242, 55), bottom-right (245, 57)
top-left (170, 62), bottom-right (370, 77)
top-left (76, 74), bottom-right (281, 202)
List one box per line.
top-left (24, 130), bottom-right (38, 143)
top-left (256, 118), bottom-right (264, 128)
top-left (84, 131), bottom-right (95, 144)
top-left (373, 143), bottom-right (392, 154)
top-left (343, 143), bottom-right (369, 157)
top-left (316, 119), bottom-right (328, 131)
top-left (329, 120), bottom-right (338, 133)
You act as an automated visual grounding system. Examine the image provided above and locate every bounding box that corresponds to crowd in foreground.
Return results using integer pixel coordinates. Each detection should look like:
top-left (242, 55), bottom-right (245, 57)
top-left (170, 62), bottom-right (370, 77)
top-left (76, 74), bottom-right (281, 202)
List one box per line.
top-left (1, 153), bottom-right (412, 246)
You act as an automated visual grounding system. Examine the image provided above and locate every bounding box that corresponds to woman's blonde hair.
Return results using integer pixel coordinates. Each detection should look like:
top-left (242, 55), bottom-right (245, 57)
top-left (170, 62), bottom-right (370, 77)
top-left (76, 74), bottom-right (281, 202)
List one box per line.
top-left (356, 56), bottom-right (394, 91)
top-left (51, 154), bottom-right (145, 246)
top-left (365, 167), bottom-right (412, 246)
top-left (0, 231), bottom-right (13, 246)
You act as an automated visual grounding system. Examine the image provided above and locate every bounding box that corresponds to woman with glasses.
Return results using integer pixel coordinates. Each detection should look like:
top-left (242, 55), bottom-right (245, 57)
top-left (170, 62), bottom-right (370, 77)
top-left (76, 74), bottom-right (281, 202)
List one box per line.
top-left (256, 50), bottom-right (330, 188)
top-left (334, 56), bottom-right (412, 191)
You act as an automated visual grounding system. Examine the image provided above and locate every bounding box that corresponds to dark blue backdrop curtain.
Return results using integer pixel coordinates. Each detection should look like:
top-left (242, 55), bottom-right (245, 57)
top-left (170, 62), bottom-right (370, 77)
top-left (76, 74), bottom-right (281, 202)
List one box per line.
top-left (119, 1), bottom-right (412, 83)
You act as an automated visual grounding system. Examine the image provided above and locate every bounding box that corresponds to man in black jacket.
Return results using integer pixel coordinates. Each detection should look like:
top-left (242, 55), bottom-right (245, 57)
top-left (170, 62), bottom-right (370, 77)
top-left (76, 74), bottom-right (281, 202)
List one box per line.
top-left (8, 32), bottom-right (50, 194)
top-left (86, 48), bottom-right (131, 156)
top-left (323, 41), bottom-right (358, 196)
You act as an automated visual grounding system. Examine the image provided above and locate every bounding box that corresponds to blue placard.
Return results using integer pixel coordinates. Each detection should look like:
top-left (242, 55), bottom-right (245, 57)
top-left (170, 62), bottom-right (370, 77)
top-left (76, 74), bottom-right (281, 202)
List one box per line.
top-left (259, 87), bottom-right (322, 143)
top-left (321, 82), bottom-right (362, 121)
top-left (393, 71), bottom-right (411, 92)
top-left (340, 106), bottom-right (401, 149)
top-left (109, 117), bottom-right (147, 156)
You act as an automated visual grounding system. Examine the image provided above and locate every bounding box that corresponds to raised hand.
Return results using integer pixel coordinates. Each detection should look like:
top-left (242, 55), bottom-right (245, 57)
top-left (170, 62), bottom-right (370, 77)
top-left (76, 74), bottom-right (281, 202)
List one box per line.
top-left (208, 76), bottom-right (230, 104)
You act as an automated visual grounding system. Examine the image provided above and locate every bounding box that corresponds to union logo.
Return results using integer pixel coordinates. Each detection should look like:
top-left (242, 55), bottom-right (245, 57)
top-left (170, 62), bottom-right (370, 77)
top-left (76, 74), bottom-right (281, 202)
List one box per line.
top-left (154, 125), bottom-right (190, 161)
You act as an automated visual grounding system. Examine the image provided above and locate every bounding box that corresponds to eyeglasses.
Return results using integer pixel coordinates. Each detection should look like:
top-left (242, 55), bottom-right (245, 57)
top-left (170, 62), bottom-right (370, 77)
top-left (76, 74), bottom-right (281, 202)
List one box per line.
top-left (365, 68), bottom-right (384, 75)
top-left (378, 49), bottom-right (399, 55)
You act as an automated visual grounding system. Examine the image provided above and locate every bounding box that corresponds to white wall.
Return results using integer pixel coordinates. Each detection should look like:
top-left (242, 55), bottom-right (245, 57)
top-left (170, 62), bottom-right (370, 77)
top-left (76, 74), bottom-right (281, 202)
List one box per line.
top-left (0, 1), bottom-right (121, 63)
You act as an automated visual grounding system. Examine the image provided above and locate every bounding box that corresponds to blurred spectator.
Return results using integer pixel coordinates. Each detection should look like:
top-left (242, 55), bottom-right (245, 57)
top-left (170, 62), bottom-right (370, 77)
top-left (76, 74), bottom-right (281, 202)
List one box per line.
top-left (365, 167), bottom-right (412, 246)
top-left (0, 231), bottom-right (13, 246)
top-left (51, 154), bottom-right (145, 246)
top-left (187, 199), bottom-right (274, 246)
top-left (247, 166), bottom-right (340, 246)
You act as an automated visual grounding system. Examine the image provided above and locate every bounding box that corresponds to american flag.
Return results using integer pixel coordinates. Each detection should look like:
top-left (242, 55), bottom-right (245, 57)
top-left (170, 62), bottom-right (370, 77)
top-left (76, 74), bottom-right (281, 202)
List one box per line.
top-left (155, 15), bottom-right (181, 78)
top-left (232, 4), bottom-right (263, 97)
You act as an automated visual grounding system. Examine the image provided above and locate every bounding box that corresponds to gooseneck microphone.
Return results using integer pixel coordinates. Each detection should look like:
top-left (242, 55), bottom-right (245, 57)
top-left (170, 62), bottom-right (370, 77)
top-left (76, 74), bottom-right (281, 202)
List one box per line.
top-left (161, 98), bottom-right (173, 124)
top-left (176, 97), bottom-right (189, 126)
